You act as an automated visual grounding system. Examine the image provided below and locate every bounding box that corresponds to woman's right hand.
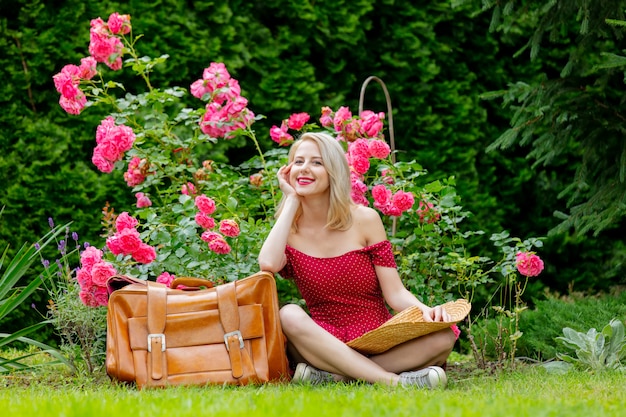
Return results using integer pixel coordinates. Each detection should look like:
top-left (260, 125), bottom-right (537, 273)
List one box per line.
top-left (277, 164), bottom-right (297, 197)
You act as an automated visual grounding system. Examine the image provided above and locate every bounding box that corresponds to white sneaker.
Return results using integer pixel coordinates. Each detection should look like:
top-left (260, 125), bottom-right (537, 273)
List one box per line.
top-left (292, 363), bottom-right (334, 385)
top-left (398, 366), bottom-right (447, 389)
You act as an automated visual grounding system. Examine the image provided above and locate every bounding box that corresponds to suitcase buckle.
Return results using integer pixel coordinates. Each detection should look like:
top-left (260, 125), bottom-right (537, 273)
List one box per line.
top-left (147, 333), bottom-right (166, 352)
top-left (223, 330), bottom-right (244, 351)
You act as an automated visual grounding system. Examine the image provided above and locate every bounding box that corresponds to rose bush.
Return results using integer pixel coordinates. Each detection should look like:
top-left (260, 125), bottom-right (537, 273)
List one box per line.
top-left (52, 12), bottom-right (543, 314)
top-left (46, 11), bottom-right (552, 373)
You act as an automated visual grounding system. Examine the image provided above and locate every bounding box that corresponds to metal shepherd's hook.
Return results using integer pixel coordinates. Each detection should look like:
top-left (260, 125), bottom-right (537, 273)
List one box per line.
top-left (358, 76), bottom-right (398, 235)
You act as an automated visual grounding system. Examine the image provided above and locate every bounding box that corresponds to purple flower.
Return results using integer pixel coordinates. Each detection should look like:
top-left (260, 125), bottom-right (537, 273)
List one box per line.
top-left (48, 217), bottom-right (55, 229)
top-left (34, 243), bottom-right (41, 250)
top-left (58, 240), bottom-right (67, 255)
top-left (72, 232), bottom-right (79, 242)
top-left (42, 259), bottom-right (50, 268)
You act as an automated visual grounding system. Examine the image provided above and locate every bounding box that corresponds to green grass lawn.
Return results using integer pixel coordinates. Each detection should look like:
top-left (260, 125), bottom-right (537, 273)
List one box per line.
top-left (2, 365), bottom-right (625, 417)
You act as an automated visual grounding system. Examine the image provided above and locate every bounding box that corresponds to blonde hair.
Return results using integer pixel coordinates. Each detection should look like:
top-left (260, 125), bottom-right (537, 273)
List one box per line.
top-left (276, 132), bottom-right (353, 231)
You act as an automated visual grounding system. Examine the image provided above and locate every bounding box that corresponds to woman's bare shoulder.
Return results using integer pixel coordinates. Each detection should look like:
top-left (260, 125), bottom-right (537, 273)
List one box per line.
top-left (351, 205), bottom-right (387, 242)
top-left (352, 204), bottom-right (381, 222)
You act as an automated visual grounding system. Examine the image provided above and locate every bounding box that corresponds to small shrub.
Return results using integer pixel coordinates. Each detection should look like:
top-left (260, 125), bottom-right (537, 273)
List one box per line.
top-left (553, 318), bottom-right (626, 371)
top-left (465, 290), bottom-right (626, 361)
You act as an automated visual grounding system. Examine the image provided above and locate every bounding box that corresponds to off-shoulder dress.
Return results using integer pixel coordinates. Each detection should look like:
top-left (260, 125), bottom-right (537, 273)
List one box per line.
top-left (279, 240), bottom-right (396, 343)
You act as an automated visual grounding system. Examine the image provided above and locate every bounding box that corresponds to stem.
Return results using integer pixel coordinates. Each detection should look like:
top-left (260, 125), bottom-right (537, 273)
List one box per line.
top-left (244, 127), bottom-right (277, 208)
top-left (123, 32), bottom-right (153, 91)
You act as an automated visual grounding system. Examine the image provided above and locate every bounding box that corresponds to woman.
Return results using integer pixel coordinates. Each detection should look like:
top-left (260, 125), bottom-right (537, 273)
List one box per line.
top-left (258, 132), bottom-right (456, 388)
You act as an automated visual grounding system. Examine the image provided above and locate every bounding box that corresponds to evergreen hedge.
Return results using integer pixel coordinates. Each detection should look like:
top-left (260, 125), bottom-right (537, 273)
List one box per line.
top-left (1, 0), bottom-right (624, 340)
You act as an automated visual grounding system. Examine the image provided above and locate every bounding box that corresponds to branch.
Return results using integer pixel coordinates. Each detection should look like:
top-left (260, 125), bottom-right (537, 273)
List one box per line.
top-left (13, 36), bottom-right (37, 113)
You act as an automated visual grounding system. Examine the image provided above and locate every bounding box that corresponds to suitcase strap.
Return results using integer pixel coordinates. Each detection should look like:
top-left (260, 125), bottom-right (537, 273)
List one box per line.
top-left (217, 282), bottom-right (259, 384)
top-left (146, 281), bottom-right (167, 385)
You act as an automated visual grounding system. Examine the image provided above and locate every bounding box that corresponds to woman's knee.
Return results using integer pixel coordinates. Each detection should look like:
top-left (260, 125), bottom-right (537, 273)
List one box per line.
top-left (435, 328), bottom-right (457, 353)
top-left (279, 304), bottom-right (310, 335)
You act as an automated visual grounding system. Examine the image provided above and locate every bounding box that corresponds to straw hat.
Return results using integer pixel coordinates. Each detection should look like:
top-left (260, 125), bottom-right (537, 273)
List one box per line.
top-left (346, 299), bottom-right (471, 355)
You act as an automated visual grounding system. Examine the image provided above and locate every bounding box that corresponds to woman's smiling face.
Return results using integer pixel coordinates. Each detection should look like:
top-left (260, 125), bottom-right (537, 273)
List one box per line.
top-left (290, 139), bottom-right (330, 197)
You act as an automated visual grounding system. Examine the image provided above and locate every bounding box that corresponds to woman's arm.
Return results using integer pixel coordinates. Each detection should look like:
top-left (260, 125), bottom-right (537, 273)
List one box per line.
top-left (377, 266), bottom-right (451, 322)
top-left (358, 206), bottom-right (451, 322)
top-left (257, 165), bottom-right (300, 272)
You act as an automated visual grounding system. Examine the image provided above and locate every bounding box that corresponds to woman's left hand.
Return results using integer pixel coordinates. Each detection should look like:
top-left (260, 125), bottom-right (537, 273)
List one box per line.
top-left (421, 305), bottom-right (451, 322)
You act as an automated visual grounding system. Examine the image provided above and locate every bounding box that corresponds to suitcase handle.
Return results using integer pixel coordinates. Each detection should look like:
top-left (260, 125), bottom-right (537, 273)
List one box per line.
top-left (170, 277), bottom-right (215, 289)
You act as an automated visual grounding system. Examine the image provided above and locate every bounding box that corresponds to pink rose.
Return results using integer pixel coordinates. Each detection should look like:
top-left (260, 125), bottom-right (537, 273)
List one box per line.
top-left (391, 190), bottom-right (415, 212)
top-left (95, 140), bottom-right (121, 162)
top-left (89, 30), bottom-right (120, 65)
top-left (269, 122), bottom-right (293, 146)
top-left (190, 79), bottom-right (211, 100)
top-left (79, 285), bottom-right (109, 307)
top-left (515, 252), bottom-right (544, 277)
top-left (79, 56), bottom-right (98, 79)
top-left (333, 106), bottom-right (352, 132)
top-left (202, 62), bottom-right (231, 89)
top-left (79, 246), bottom-right (103, 270)
top-left (385, 205), bottom-right (402, 217)
top-left (109, 123), bottom-right (135, 152)
top-left (79, 287), bottom-right (100, 308)
top-left (349, 139), bottom-right (370, 159)
top-left (213, 78), bottom-right (241, 103)
top-left (208, 237), bottom-right (231, 255)
top-left (115, 212), bottom-right (138, 232)
top-left (219, 219), bottom-right (240, 238)
top-left (135, 192), bottom-right (152, 208)
top-left (107, 12), bottom-right (131, 35)
top-left (181, 182), bottom-right (196, 196)
top-left (156, 272), bottom-right (176, 287)
top-left (106, 235), bottom-right (122, 255)
top-left (345, 120), bottom-right (362, 142)
top-left (319, 106), bottom-right (333, 127)
top-left (368, 140), bottom-right (391, 159)
top-left (53, 65), bottom-right (81, 99)
top-left (287, 112), bottom-right (310, 130)
top-left (59, 94), bottom-right (87, 115)
top-left (195, 194), bottom-right (216, 215)
top-left (116, 228), bottom-right (142, 254)
top-left (104, 38), bottom-right (124, 71)
top-left (89, 17), bottom-right (108, 37)
top-left (132, 243), bottom-right (156, 264)
top-left (195, 212), bottom-right (216, 229)
top-left (92, 118), bottom-right (135, 166)
top-left (350, 172), bottom-right (367, 194)
top-left (200, 100), bottom-right (248, 138)
top-left (371, 184), bottom-right (391, 206)
top-left (201, 231), bottom-right (222, 243)
top-left (351, 191), bottom-right (369, 206)
top-left (350, 155), bottom-right (370, 175)
top-left (90, 261), bottom-right (117, 287)
top-left (95, 116), bottom-right (115, 144)
top-left (124, 157), bottom-right (146, 187)
top-left (94, 286), bottom-right (109, 307)
top-left (91, 149), bottom-right (114, 173)
top-left (76, 268), bottom-right (93, 288)
top-left (359, 110), bottom-right (385, 137)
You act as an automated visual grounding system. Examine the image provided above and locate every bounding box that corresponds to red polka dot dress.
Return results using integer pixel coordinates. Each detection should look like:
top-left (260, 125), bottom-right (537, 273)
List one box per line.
top-left (280, 240), bottom-right (396, 343)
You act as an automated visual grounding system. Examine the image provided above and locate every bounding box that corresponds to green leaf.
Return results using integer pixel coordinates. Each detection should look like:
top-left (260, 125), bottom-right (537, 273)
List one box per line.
top-left (541, 360), bottom-right (572, 374)
top-left (424, 180), bottom-right (443, 193)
